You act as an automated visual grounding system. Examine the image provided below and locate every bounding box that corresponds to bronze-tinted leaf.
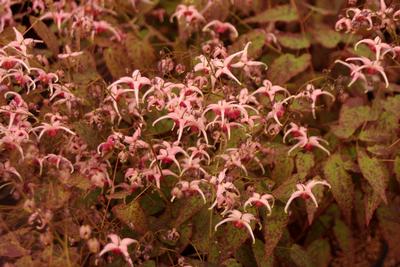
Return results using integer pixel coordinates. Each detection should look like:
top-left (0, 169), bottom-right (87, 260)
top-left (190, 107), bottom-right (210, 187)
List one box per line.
top-left (245, 5), bottom-right (299, 23)
top-left (268, 54), bottom-right (311, 84)
top-left (29, 16), bottom-right (59, 55)
top-left (323, 153), bottom-right (354, 223)
top-left (357, 148), bottom-right (388, 204)
top-left (263, 206), bottom-right (289, 258)
top-left (112, 200), bottom-right (148, 234)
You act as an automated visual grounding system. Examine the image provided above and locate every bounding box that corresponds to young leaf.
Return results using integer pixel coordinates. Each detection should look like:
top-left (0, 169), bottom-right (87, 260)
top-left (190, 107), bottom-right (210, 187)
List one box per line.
top-left (268, 54), bottom-right (311, 84)
top-left (357, 148), bottom-right (388, 204)
top-left (323, 153), bottom-right (354, 223)
top-left (245, 5), bottom-right (299, 23)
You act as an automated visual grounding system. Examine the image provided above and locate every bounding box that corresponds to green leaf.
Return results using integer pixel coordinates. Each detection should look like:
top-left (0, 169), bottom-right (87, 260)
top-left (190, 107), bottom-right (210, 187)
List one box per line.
top-left (363, 184), bottom-right (381, 226)
top-left (245, 5), bottom-right (299, 23)
top-left (29, 16), bottom-right (59, 55)
top-left (192, 207), bottom-right (215, 253)
top-left (112, 200), bottom-right (148, 234)
top-left (333, 219), bottom-right (354, 266)
top-left (268, 54), bottom-right (311, 84)
top-left (296, 152), bottom-right (314, 174)
top-left (331, 103), bottom-right (376, 139)
top-left (124, 33), bottom-right (156, 71)
top-left (253, 239), bottom-right (273, 267)
top-left (171, 196), bottom-right (205, 228)
top-left (306, 239), bottom-right (331, 267)
top-left (357, 148), bottom-right (388, 203)
top-left (278, 33), bottom-right (311, 50)
top-left (312, 27), bottom-right (341, 48)
top-left (263, 207), bottom-right (289, 258)
top-left (272, 156), bottom-right (294, 185)
top-left (104, 46), bottom-right (132, 78)
top-left (323, 153), bottom-right (354, 223)
top-left (229, 30), bottom-right (266, 59)
top-left (290, 244), bottom-right (314, 267)
top-left (377, 200), bottom-right (400, 261)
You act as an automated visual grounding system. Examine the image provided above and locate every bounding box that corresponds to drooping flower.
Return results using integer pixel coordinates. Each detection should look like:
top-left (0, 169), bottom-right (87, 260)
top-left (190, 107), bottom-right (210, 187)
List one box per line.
top-left (99, 234), bottom-right (138, 267)
top-left (284, 179), bottom-right (331, 213)
top-left (214, 209), bottom-right (260, 244)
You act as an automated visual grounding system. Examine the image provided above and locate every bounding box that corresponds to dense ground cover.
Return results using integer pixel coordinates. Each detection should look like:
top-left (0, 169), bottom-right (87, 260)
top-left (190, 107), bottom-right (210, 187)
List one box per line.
top-left (0, 0), bottom-right (400, 266)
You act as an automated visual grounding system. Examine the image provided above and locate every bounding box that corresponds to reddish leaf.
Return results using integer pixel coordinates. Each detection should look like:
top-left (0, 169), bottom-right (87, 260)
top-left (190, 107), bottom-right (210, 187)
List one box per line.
top-left (323, 153), bottom-right (354, 223)
top-left (357, 148), bottom-right (388, 204)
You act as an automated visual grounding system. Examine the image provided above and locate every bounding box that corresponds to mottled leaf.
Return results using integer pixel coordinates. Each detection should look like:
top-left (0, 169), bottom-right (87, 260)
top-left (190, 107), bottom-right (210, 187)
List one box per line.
top-left (172, 196), bottom-right (205, 228)
top-left (252, 239), bottom-right (273, 267)
top-left (363, 184), bottom-right (381, 226)
top-left (263, 207), bottom-right (289, 258)
top-left (312, 27), bottom-right (341, 48)
top-left (357, 148), bottom-right (388, 204)
top-left (229, 30), bottom-right (266, 59)
top-left (125, 33), bottom-right (156, 71)
top-left (278, 33), bottom-right (311, 50)
top-left (29, 16), bottom-right (59, 55)
top-left (245, 5), bottom-right (299, 23)
top-left (268, 54), bottom-right (311, 84)
top-left (104, 46), bottom-right (132, 78)
top-left (290, 244), bottom-right (314, 267)
top-left (333, 219), bottom-right (354, 266)
top-left (306, 239), bottom-right (331, 267)
top-left (331, 103), bottom-right (375, 139)
top-left (377, 198), bottom-right (400, 261)
top-left (323, 153), bottom-right (353, 223)
top-left (296, 152), bottom-right (314, 174)
top-left (112, 200), bottom-right (148, 234)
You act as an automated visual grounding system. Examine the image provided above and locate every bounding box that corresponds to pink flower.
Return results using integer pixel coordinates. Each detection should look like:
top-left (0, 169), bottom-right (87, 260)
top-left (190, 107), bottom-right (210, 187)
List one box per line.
top-left (31, 113), bottom-right (76, 140)
top-left (214, 209), bottom-right (260, 244)
top-left (286, 129), bottom-right (330, 156)
top-left (293, 84), bottom-right (335, 119)
top-left (244, 192), bottom-right (274, 215)
top-left (346, 56), bottom-right (389, 88)
top-left (151, 141), bottom-right (189, 172)
top-left (211, 50), bottom-right (244, 86)
top-left (170, 180), bottom-right (207, 203)
top-left (40, 10), bottom-right (72, 32)
top-left (99, 234), bottom-right (138, 267)
top-left (202, 20), bottom-right (238, 40)
top-left (230, 42), bottom-right (267, 76)
top-left (43, 153), bottom-right (74, 174)
top-left (284, 179), bottom-right (331, 213)
top-left (170, 5), bottom-right (205, 25)
top-left (252, 79), bottom-right (290, 103)
top-left (335, 17), bottom-right (352, 33)
top-left (354, 36), bottom-right (393, 60)
top-left (335, 60), bottom-right (367, 88)
top-left (108, 70), bottom-right (151, 107)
